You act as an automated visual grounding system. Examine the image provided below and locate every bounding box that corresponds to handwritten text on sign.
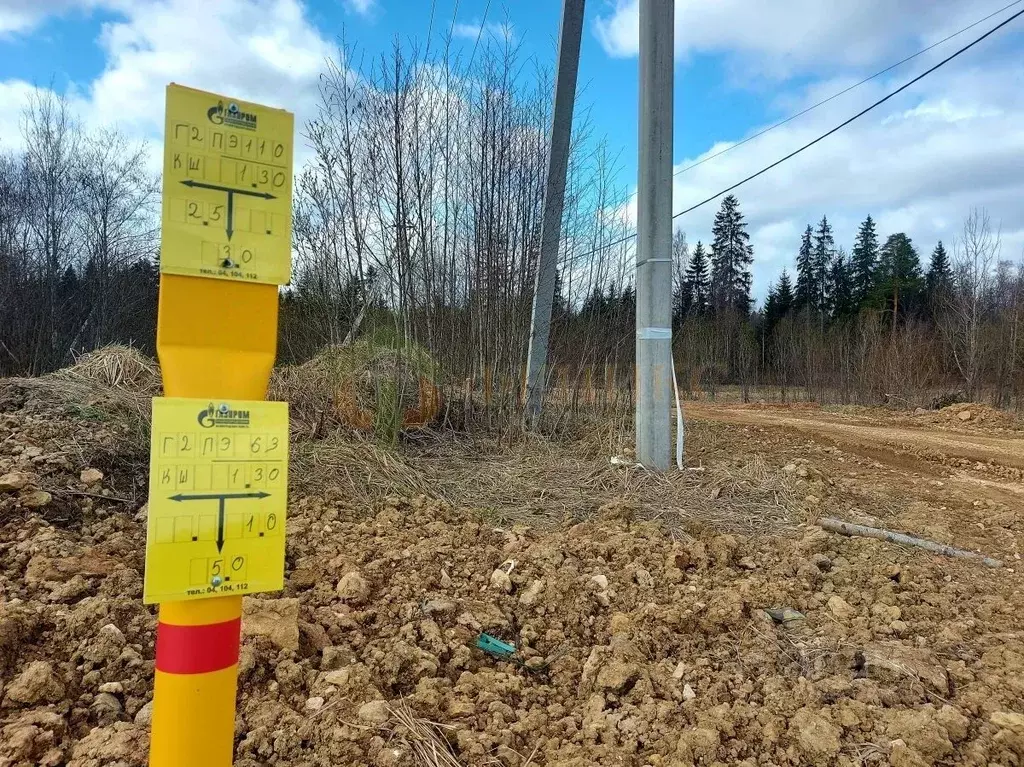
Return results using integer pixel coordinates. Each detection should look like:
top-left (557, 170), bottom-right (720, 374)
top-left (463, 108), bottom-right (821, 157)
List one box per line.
top-left (160, 84), bottom-right (294, 285)
top-left (143, 397), bottom-right (289, 604)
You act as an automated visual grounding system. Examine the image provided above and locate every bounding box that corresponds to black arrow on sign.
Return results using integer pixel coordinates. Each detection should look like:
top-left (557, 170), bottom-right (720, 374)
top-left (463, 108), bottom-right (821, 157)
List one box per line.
top-left (179, 179), bottom-right (276, 200)
top-left (226, 190), bottom-right (234, 241)
top-left (169, 492), bottom-right (271, 502)
top-left (169, 491), bottom-right (271, 553)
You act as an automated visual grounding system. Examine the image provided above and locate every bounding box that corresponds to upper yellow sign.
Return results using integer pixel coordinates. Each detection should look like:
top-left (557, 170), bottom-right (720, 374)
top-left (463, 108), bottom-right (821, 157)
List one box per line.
top-left (143, 397), bottom-right (289, 604)
top-left (160, 84), bottom-right (294, 285)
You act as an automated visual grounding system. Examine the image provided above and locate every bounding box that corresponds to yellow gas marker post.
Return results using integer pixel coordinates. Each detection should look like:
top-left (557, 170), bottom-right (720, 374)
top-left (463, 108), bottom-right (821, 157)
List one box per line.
top-left (147, 84), bottom-right (293, 767)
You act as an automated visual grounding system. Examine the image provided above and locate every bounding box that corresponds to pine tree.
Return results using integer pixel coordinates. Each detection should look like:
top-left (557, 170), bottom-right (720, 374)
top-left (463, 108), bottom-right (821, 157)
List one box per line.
top-left (925, 240), bottom-right (952, 306)
top-left (813, 215), bottom-right (834, 312)
top-left (794, 225), bottom-right (815, 312)
top-left (851, 215), bottom-right (878, 309)
top-left (709, 195), bottom-right (754, 315)
top-left (684, 240), bottom-right (710, 316)
top-left (827, 248), bottom-right (854, 319)
top-left (875, 233), bottom-right (924, 322)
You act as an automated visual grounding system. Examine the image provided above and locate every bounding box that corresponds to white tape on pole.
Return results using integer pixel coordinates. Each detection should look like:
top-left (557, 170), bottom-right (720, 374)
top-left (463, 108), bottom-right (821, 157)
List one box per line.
top-left (637, 327), bottom-right (672, 340)
top-left (638, 325), bottom-right (683, 468)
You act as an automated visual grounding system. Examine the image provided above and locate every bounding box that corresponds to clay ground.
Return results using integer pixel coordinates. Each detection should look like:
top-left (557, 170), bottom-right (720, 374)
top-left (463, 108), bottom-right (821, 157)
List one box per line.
top-left (2, 370), bottom-right (1024, 767)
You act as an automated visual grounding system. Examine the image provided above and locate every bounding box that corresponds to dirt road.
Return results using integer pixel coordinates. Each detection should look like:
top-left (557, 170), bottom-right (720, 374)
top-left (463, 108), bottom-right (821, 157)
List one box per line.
top-left (687, 402), bottom-right (1024, 505)
top-left (684, 401), bottom-right (1024, 473)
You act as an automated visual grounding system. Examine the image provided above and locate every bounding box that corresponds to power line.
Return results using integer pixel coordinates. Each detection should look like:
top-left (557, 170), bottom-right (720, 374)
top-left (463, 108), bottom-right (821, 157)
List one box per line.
top-left (673, 0), bottom-right (1024, 178)
top-left (572, 5), bottom-right (1024, 261)
top-left (672, 5), bottom-right (1024, 219)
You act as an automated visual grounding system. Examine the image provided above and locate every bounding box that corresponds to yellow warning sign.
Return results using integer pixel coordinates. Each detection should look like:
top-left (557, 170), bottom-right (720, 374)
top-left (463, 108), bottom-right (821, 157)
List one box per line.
top-left (160, 84), bottom-right (294, 286)
top-left (143, 397), bottom-right (289, 604)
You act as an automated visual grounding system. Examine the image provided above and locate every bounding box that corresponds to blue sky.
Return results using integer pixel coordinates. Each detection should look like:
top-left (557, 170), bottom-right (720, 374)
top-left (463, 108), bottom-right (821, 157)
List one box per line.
top-left (3, 0), bottom-right (1024, 300)
top-left (0, 1), bottom-right (763, 183)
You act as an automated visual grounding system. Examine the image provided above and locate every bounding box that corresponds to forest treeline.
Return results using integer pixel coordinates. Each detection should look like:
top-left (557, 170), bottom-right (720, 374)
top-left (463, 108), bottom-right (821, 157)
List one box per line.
top-left (1, 38), bottom-right (1021, 416)
top-left (668, 196), bottom-right (1023, 408)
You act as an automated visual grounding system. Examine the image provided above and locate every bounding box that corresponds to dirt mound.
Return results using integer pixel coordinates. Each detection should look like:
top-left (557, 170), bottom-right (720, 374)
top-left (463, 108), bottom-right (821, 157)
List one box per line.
top-left (914, 402), bottom-right (1023, 430)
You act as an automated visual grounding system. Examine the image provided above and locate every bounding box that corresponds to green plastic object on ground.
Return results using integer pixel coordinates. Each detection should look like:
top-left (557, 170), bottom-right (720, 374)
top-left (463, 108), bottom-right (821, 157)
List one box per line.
top-left (476, 633), bottom-right (517, 659)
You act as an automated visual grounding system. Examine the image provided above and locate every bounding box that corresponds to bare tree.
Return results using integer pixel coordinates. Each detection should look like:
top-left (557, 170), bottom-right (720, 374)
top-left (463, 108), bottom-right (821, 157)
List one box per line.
top-left (77, 128), bottom-right (159, 349)
top-left (938, 209), bottom-right (1000, 399)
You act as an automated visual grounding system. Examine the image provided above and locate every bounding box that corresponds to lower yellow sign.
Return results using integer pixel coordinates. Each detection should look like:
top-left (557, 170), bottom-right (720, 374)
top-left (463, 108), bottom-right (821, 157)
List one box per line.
top-left (143, 397), bottom-right (289, 604)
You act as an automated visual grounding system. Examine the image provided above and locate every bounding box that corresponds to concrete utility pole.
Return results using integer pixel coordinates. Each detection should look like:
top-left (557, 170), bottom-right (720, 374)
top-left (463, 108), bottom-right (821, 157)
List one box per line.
top-left (523, 0), bottom-right (586, 427)
top-left (636, 0), bottom-right (674, 470)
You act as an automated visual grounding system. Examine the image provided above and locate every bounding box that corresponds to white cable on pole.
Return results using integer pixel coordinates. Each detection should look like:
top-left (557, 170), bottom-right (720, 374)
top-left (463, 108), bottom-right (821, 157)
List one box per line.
top-left (671, 360), bottom-right (684, 470)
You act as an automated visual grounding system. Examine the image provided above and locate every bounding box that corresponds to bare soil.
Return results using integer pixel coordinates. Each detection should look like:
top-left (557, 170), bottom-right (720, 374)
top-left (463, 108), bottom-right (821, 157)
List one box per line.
top-left (2, 381), bottom-right (1024, 767)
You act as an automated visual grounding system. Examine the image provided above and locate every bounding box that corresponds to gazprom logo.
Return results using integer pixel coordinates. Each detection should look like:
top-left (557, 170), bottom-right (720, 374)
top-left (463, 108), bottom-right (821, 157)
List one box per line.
top-left (206, 100), bottom-right (258, 131)
top-left (197, 402), bottom-right (251, 428)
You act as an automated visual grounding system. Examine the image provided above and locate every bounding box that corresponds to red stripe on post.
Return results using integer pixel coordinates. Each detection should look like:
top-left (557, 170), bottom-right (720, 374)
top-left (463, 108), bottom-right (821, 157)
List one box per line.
top-left (155, 617), bottom-right (242, 675)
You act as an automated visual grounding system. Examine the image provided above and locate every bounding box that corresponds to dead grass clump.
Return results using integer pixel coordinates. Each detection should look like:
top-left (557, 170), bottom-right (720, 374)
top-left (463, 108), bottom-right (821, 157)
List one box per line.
top-left (58, 345), bottom-right (161, 393)
top-left (6, 346), bottom-right (157, 448)
top-left (270, 342), bottom-right (440, 442)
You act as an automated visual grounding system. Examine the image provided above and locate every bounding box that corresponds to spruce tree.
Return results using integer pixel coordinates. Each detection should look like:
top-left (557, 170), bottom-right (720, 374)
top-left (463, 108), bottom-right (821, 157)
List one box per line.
top-left (775, 269), bottom-right (795, 313)
top-left (813, 215), bottom-right (834, 312)
top-left (671, 230), bottom-right (691, 322)
top-left (926, 240), bottom-right (952, 305)
top-left (851, 215), bottom-right (878, 309)
top-left (763, 281), bottom-right (780, 332)
top-left (827, 248), bottom-right (854, 319)
top-left (684, 240), bottom-right (711, 316)
top-left (794, 225), bottom-right (815, 312)
top-left (709, 194), bottom-right (753, 314)
top-left (552, 268), bottom-right (567, 319)
top-left (875, 233), bottom-right (924, 322)
top-left (764, 269), bottom-right (795, 335)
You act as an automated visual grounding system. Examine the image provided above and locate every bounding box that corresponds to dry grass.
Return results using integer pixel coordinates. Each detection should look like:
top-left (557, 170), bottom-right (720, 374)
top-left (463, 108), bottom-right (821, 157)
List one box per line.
top-left (58, 345), bottom-right (161, 392)
top-left (289, 433), bottom-right (429, 500)
top-left (286, 419), bottom-right (801, 536)
top-left (393, 431), bottom-right (801, 536)
top-left (4, 348), bottom-right (803, 537)
top-left (386, 700), bottom-right (464, 767)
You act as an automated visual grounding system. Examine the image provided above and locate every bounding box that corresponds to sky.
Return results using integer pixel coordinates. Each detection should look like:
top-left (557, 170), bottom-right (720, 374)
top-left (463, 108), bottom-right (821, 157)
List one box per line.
top-left (2, 0), bottom-right (1024, 303)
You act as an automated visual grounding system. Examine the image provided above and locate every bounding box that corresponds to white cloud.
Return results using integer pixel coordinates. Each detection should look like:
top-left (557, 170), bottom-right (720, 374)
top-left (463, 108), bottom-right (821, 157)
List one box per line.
top-left (83, 0), bottom-right (332, 140)
top-left (0, 0), bottom-right (94, 35)
top-left (452, 20), bottom-right (515, 44)
top-left (342, 0), bottom-right (374, 17)
top-left (662, 58), bottom-right (1024, 302)
top-left (0, 80), bottom-right (37, 149)
top-left (593, 0), bottom-right (1017, 76)
top-left (1, 0), bottom-right (334, 173)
